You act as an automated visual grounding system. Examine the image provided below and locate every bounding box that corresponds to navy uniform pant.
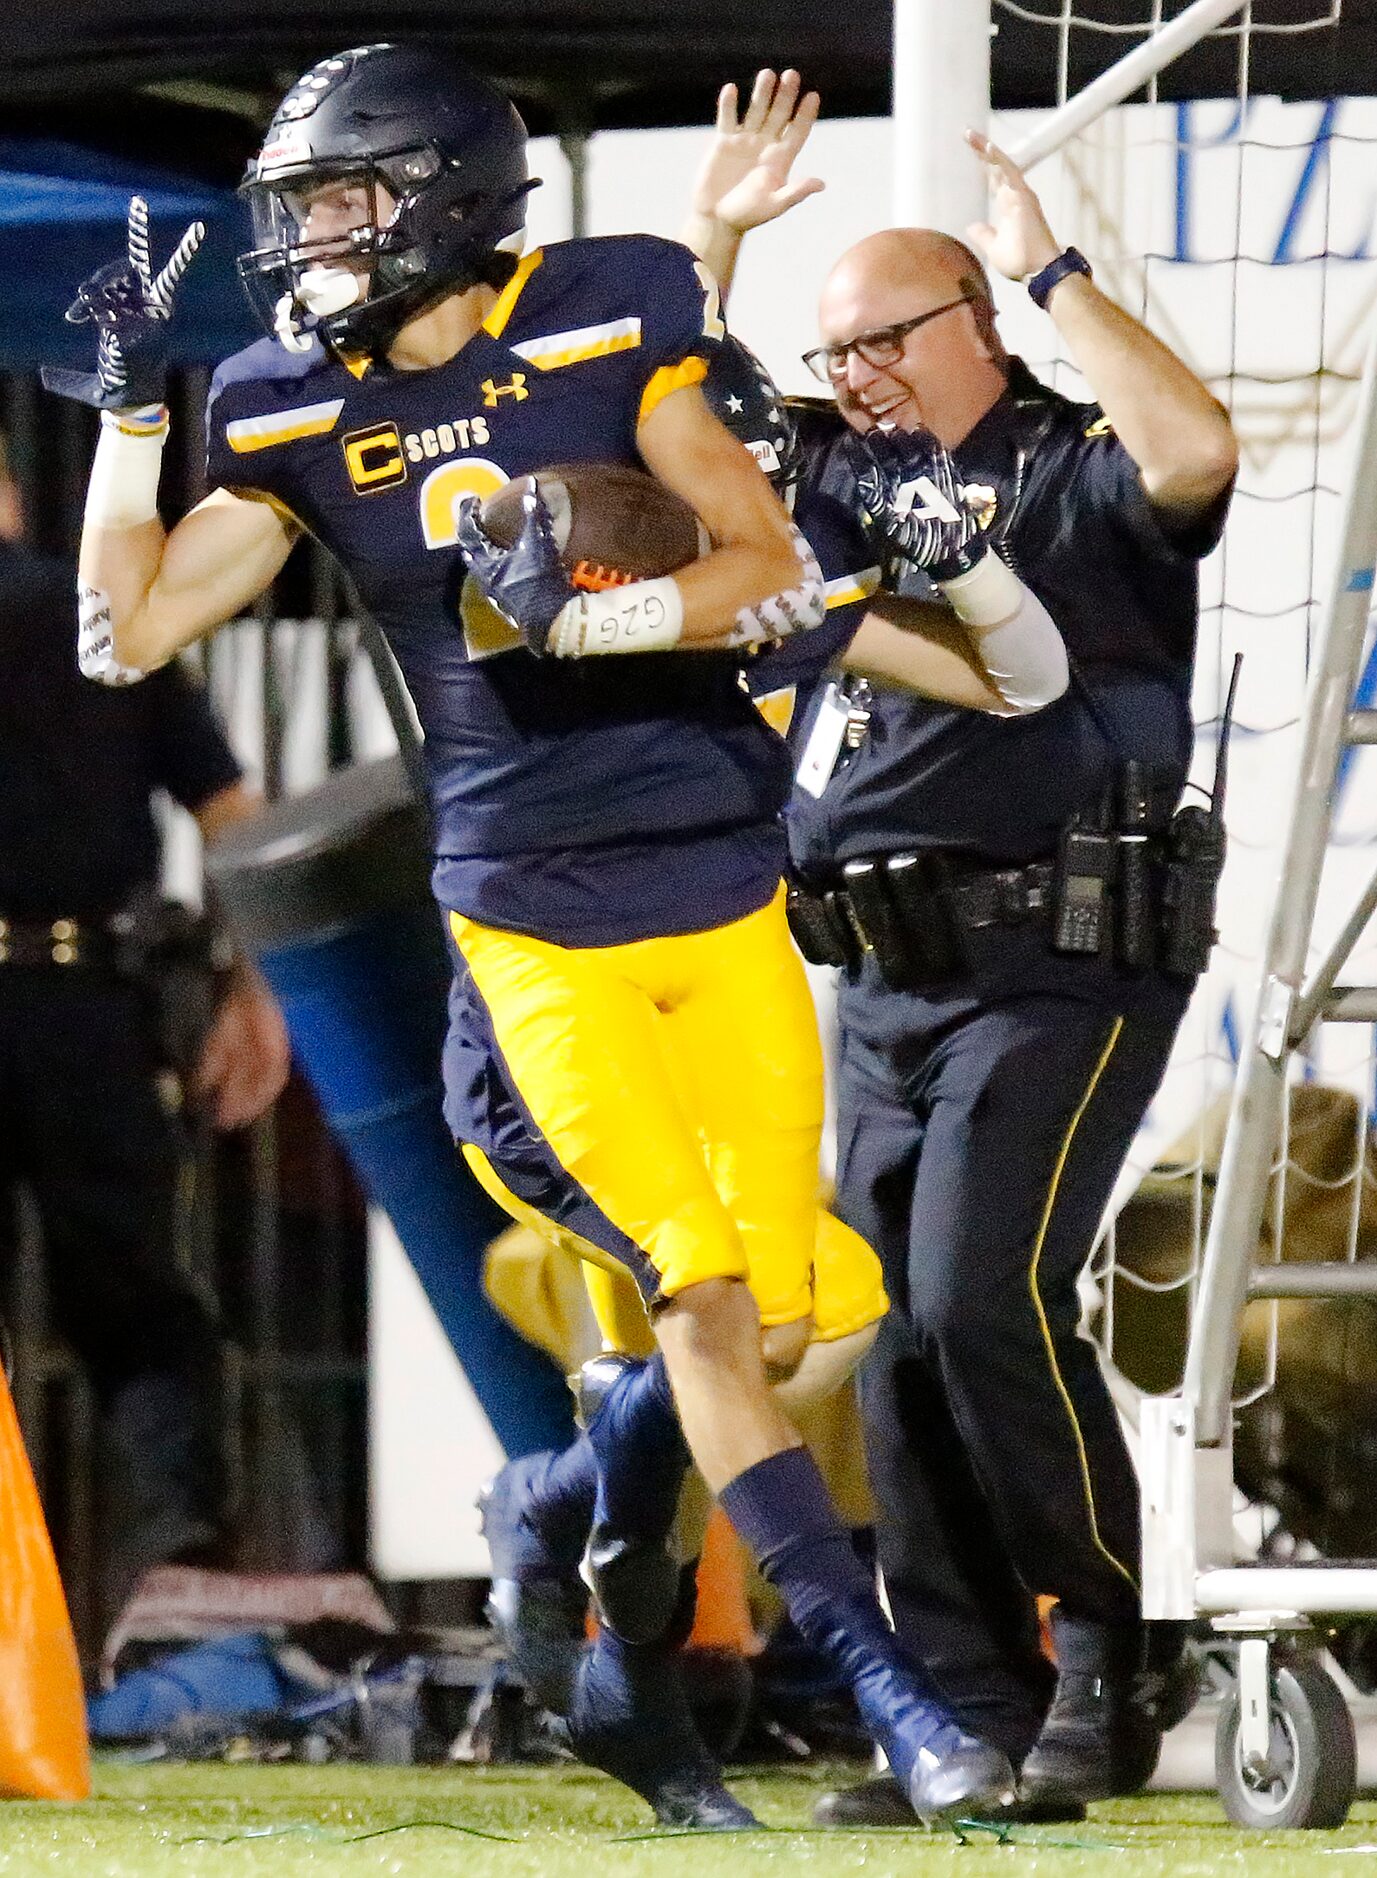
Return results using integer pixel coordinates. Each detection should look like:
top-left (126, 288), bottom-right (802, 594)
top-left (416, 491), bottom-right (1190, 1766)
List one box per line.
top-left (834, 945), bottom-right (1189, 1762)
top-left (0, 970), bottom-right (226, 1608)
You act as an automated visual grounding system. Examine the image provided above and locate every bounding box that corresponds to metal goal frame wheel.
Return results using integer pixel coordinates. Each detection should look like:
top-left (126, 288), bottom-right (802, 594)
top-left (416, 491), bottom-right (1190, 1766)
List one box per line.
top-left (1214, 1654), bottom-right (1356, 1830)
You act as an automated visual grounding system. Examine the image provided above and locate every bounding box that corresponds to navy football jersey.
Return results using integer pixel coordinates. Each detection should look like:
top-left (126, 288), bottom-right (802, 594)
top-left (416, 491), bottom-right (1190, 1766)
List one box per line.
top-left (206, 235), bottom-right (794, 945)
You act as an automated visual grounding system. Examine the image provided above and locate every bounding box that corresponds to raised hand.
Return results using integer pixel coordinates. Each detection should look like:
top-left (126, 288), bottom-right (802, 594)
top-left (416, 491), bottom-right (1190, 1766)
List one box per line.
top-left (850, 426), bottom-right (984, 582)
top-left (964, 131), bottom-right (1061, 284)
top-left (691, 68), bottom-right (824, 235)
top-left (455, 480), bottom-right (577, 655)
top-left (41, 196), bottom-right (205, 410)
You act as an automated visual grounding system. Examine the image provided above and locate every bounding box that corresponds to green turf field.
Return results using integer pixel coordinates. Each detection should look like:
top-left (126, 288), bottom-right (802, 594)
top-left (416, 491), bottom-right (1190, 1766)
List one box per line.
top-left (2, 1764), bottom-right (1374, 1876)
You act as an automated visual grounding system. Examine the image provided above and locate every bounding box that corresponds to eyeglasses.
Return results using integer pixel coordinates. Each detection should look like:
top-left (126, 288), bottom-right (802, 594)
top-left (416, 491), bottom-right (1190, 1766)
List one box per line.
top-left (801, 295), bottom-right (972, 384)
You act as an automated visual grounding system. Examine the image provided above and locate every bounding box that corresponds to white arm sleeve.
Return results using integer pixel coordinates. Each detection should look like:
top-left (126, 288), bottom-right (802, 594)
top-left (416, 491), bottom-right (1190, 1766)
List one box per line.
top-left (936, 551), bottom-right (1069, 715)
top-left (77, 581), bottom-right (147, 686)
top-left (724, 525), bottom-right (825, 650)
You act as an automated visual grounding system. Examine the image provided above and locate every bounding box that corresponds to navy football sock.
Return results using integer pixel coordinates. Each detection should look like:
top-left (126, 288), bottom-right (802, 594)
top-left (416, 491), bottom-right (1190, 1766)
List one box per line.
top-left (586, 1352), bottom-right (690, 1547)
top-left (720, 1446), bottom-right (962, 1787)
top-left (719, 1444), bottom-right (876, 1629)
top-left (523, 1440), bottom-right (597, 1567)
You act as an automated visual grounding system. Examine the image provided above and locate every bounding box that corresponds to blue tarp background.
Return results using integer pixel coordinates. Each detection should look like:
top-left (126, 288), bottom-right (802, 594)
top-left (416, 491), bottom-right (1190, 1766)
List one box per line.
top-left (0, 140), bottom-right (258, 371)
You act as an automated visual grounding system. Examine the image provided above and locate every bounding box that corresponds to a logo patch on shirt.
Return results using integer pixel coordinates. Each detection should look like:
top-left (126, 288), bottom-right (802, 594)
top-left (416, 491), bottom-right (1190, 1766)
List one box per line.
top-left (1084, 414), bottom-right (1114, 440)
top-left (342, 422), bottom-right (407, 493)
top-left (481, 374), bottom-right (529, 407)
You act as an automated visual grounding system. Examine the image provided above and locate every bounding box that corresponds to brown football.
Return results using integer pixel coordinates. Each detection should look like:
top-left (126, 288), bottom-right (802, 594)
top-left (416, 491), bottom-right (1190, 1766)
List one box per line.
top-left (480, 462), bottom-right (705, 592)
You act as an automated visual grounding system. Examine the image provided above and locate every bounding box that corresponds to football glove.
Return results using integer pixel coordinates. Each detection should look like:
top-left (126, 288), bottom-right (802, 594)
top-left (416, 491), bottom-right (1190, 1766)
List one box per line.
top-left (41, 196), bottom-right (205, 411)
top-left (455, 481), bottom-right (578, 655)
top-left (851, 424), bottom-right (984, 583)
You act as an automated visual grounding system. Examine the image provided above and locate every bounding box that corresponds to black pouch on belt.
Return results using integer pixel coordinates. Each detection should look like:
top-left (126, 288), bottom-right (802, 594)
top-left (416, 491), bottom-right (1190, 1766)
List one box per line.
top-left (785, 881), bottom-right (859, 971)
top-left (843, 854), bottom-right (968, 992)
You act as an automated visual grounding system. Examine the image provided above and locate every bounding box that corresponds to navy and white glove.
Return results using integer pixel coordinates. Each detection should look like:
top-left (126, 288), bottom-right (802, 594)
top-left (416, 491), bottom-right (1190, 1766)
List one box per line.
top-left (41, 196), bottom-right (205, 411)
top-left (850, 424), bottom-right (983, 582)
top-left (455, 480), bottom-right (577, 656)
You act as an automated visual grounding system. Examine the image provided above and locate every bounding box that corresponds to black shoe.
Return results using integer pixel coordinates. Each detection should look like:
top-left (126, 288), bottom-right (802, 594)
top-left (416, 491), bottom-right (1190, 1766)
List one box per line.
top-left (812, 1774), bottom-right (916, 1827)
top-left (1018, 1614), bottom-right (1163, 1806)
top-left (813, 1772), bottom-right (1087, 1828)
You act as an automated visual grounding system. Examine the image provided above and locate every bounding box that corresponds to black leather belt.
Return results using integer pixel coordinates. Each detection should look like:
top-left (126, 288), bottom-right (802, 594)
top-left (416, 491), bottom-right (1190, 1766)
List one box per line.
top-left (0, 916), bottom-right (119, 969)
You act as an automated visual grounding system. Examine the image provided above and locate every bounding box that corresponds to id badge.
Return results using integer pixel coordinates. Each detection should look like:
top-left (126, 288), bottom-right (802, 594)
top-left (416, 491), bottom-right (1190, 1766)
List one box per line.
top-left (795, 682), bottom-right (851, 798)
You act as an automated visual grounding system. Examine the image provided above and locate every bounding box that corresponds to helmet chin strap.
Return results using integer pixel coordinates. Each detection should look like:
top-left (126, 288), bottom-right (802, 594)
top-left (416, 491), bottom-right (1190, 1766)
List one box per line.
top-left (273, 292), bottom-right (317, 353)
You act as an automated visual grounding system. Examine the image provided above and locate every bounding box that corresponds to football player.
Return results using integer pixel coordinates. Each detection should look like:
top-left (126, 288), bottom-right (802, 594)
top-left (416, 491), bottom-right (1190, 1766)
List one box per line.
top-left (48, 44), bottom-right (1027, 1828)
top-left (478, 332), bottom-right (1075, 1819)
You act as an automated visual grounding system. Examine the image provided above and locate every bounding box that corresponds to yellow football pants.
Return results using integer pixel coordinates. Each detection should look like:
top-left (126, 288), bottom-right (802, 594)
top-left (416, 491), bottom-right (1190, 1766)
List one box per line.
top-left (449, 886), bottom-right (882, 1332)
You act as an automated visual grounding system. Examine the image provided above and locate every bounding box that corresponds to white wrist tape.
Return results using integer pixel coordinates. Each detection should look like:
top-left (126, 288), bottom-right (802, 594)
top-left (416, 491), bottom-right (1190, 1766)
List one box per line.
top-left (935, 548), bottom-right (1024, 629)
top-left (84, 405), bottom-right (169, 531)
top-left (547, 575), bottom-right (684, 657)
top-left (77, 582), bottom-right (147, 686)
top-left (725, 525), bottom-right (826, 650)
top-left (941, 555), bottom-right (1068, 712)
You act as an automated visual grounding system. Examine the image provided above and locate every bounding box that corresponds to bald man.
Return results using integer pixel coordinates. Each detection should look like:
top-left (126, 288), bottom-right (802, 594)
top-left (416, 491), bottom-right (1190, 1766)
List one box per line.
top-left (688, 109), bottom-right (1237, 1820)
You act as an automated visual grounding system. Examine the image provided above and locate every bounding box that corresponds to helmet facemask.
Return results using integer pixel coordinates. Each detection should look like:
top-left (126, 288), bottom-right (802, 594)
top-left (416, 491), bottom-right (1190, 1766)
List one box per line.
top-left (239, 143), bottom-right (531, 355)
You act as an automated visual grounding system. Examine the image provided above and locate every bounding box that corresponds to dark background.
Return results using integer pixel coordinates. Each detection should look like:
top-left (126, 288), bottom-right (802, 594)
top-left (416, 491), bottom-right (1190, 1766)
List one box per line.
top-left (0, 0), bottom-right (1365, 183)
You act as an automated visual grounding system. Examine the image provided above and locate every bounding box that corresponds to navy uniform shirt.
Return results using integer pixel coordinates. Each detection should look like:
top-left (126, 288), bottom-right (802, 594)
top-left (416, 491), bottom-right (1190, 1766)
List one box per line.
top-left (0, 541), bottom-right (241, 920)
top-left (766, 362), bottom-right (1226, 877)
top-left (207, 236), bottom-right (793, 948)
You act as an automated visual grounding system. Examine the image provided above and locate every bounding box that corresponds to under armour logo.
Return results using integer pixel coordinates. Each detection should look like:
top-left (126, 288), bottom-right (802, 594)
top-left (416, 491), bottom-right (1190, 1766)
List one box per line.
top-left (481, 374), bottom-right (529, 406)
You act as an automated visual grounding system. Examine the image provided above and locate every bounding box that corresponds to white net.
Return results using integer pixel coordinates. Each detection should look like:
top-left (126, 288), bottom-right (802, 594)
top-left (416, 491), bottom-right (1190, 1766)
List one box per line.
top-left (995, 2), bottom-right (1377, 1555)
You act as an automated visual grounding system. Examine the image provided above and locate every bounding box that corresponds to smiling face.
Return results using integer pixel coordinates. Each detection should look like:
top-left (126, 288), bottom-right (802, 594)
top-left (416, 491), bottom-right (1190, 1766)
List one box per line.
top-left (817, 230), bottom-right (1008, 447)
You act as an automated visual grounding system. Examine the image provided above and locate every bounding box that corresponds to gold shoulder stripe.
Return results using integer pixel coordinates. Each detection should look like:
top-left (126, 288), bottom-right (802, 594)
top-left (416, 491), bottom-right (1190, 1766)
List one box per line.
top-left (226, 398), bottom-right (345, 454)
top-left (824, 566), bottom-right (882, 610)
top-left (483, 249), bottom-right (544, 340)
top-left (511, 317), bottom-right (642, 371)
top-left (1084, 413), bottom-right (1114, 439)
top-left (638, 354), bottom-right (708, 426)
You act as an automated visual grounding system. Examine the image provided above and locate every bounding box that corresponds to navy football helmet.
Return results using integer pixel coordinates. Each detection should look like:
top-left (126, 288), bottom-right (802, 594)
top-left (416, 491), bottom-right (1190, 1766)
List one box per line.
top-left (701, 335), bottom-right (804, 491)
top-left (238, 43), bottom-right (534, 355)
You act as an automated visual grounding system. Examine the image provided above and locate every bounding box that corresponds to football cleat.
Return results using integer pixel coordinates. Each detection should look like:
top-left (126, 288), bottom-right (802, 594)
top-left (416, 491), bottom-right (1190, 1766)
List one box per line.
top-left (565, 1629), bottom-right (759, 1831)
top-left (478, 1453), bottom-right (587, 1715)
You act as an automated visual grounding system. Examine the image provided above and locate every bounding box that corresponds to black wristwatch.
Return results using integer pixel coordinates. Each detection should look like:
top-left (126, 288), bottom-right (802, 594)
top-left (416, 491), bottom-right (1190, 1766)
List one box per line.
top-left (1026, 246), bottom-right (1092, 311)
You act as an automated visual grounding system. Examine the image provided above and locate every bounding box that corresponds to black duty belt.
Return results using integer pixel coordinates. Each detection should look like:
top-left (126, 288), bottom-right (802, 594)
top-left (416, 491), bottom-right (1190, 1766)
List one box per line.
top-left (786, 852), bottom-right (1060, 992)
top-left (0, 916), bottom-right (120, 969)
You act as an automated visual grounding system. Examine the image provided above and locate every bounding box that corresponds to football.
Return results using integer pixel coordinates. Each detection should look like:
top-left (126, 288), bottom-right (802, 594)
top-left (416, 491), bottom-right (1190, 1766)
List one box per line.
top-left (480, 462), bottom-right (706, 592)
